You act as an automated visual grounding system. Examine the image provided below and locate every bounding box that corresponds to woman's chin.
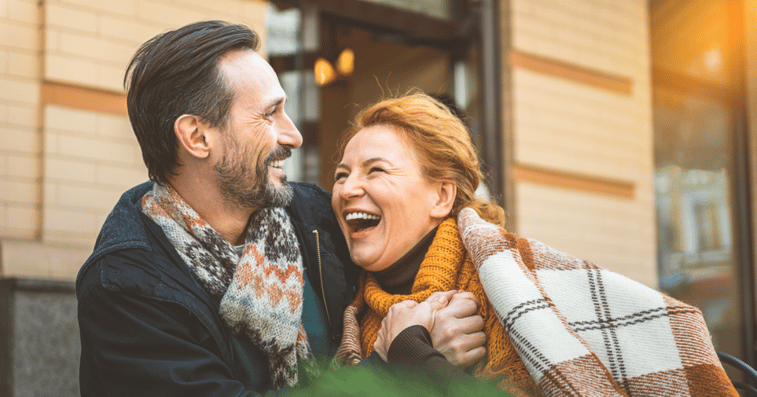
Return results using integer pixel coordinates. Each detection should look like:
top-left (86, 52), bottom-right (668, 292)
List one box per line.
top-left (351, 253), bottom-right (391, 272)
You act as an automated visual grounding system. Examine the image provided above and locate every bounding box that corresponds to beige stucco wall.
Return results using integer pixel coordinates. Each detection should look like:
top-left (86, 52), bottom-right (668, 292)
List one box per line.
top-left (0, 0), bottom-right (660, 285)
top-left (0, 0), bottom-right (269, 280)
top-left (508, 0), bottom-right (657, 286)
top-left (0, 0), bottom-right (42, 241)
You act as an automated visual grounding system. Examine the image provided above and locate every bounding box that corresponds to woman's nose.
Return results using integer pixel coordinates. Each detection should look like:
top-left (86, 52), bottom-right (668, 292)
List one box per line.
top-left (338, 174), bottom-right (364, 199)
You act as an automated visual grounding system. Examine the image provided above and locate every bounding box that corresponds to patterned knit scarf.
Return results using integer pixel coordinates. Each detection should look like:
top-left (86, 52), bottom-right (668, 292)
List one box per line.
top-left (141, 183), bottom-right (310, 388)
top-left (456, 208), bottom-right (737, 397)
top-left (336, 218), bottom-right (540, 397)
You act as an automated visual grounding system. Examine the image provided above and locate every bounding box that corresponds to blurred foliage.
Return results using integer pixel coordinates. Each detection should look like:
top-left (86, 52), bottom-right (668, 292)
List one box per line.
top-left (291, 356), bottom-right (514, 397)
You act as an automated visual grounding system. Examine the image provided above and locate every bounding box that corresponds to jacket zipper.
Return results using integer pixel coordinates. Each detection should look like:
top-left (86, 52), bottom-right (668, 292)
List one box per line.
top-left (311, 230), bottom-right (332, 333)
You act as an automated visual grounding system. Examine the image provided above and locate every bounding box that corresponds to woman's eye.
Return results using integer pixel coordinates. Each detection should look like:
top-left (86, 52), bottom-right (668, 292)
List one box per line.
top-left (369, 167), bottom-right (384, 174)
top-left (334, 172), bottom-right (348, 180)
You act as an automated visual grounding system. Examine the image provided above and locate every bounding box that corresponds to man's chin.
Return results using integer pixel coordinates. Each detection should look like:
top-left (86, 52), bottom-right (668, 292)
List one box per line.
top-left (262, 180), bottom-right (293, 208)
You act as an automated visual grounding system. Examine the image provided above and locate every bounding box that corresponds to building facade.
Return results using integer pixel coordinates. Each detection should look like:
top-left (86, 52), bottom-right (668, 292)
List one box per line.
top-left (0, 0), bottom-right (754, 394)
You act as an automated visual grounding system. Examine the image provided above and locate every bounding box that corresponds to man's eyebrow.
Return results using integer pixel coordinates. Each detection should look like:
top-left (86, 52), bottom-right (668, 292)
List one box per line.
top-left (265, 97), bottom-right (285, 109)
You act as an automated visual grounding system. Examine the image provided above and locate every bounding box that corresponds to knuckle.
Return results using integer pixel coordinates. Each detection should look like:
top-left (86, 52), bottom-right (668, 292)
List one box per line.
top-left (443, 326), bottom-right (458, 339)
top-left (437, 310), bottom-right (452, 320)
top-left (463, 299), bottom-right (477, 309)
top-left (451, 341), bottom-right (464, 353)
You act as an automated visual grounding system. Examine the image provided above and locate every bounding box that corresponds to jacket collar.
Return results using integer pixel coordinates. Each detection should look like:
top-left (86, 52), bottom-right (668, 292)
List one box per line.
top-left (82, 181), bottom-right (155, 270)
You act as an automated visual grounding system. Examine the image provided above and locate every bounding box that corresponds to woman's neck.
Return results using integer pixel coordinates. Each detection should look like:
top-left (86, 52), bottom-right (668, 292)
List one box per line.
top-left (374, 227), bottom-right (438, 295)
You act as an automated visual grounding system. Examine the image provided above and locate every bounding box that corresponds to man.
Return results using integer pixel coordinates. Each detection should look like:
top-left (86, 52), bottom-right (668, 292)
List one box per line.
top-left (77, 21), bottom-right (484, 396)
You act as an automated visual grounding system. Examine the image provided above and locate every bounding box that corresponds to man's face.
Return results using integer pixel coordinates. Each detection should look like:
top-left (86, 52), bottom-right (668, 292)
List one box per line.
top-left (214, 49), bottom-right (303, 210)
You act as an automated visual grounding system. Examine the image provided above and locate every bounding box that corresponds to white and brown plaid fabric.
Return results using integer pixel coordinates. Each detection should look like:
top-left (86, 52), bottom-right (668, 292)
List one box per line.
top-left (457, 208), bottom-right (737, 397)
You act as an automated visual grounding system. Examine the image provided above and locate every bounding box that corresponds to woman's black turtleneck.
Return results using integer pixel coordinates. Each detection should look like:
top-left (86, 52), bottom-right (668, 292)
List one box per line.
top-left (376, 226), bottom-right (478, 393)
top-left (374, 226), bottom-right (437, 294)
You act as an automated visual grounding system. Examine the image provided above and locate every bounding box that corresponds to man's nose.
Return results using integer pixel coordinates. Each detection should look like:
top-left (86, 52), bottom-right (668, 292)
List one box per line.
top-left (278, 112), bottom-right (302, 149)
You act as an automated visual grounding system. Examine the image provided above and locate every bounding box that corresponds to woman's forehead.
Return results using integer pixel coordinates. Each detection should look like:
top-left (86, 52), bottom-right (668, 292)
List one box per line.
top-left (344, 125), bottom-right (419, 162)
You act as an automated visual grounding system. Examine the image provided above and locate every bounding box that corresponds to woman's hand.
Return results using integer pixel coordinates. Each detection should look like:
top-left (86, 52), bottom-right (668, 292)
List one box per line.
top-left (429, 291), bottom-right (487, 367)
top-left (373, 293), bottom-right (452, 361)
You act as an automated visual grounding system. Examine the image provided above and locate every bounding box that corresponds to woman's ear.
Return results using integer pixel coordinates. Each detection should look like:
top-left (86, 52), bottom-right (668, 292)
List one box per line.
top-left (175, 114), bottom-right (212, 159)
top-left (430, 181), bottom-right (456, 218)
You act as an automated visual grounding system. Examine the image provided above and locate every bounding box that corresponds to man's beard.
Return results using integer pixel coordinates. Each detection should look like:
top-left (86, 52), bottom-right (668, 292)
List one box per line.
top-left (214, 139), bottom-right (294, 210)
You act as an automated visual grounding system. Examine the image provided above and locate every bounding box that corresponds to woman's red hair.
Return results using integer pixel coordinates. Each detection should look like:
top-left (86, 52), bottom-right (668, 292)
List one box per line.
top-left (338, 91), bottom-right (505, 227)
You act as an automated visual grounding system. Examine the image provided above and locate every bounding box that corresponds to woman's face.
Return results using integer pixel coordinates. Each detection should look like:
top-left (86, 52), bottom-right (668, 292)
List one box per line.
top-left (332, 125), bottom-right (445, 272)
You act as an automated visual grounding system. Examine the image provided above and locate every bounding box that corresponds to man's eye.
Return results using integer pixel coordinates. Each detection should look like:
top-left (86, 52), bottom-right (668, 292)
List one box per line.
top-left (265, 108), bottom-right (277, 118)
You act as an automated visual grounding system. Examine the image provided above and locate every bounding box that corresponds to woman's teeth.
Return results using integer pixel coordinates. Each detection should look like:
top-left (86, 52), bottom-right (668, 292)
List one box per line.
top-left (345, 212), bottom-right (380, 221)
top-left (346, 212), bottom-right (381, 233)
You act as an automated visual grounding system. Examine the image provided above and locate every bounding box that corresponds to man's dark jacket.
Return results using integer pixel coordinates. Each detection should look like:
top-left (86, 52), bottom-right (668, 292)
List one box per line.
top-left (76, 181), bottom-right (359, 396)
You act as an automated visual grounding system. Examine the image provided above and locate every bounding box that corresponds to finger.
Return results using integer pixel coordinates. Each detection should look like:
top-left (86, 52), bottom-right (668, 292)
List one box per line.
top-left (457, 346), bottom-right (487, 368)
top-left (413, 301), bottom-right (437, 330)
top-left (465, 331), bottom-right (487, 349)
top-left (427, 296), bottom-right (449, 312)
top-left (388, 300), bottom-right (417, 314)
top-left (425, 291), bottom-right (448, 302)
top-left (441, 297), bottom-right (479, 319)
top-left (374, 339), bottom-right (388, 362)
top-left (425, 290), bottom-right (457, 306)
top-left (400, 299), bottom-right (418, 309)
top-left (450, 291), bottom-right (480, 306)
top-left (449, 332), bottom-right (487, 354)
top-left (454, 316), bottom-right (486, 335)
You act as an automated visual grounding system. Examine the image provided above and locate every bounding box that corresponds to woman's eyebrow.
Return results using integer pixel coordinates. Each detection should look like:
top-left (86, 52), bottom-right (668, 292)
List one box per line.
top-left (336, 157), bottom-right (389, 170)
top-left (362, 157), bottom-right (389, 167)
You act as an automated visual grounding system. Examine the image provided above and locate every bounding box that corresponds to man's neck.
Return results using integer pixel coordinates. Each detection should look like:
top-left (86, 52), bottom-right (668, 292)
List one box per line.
top-left (167, 180), bottom-right (254, 246)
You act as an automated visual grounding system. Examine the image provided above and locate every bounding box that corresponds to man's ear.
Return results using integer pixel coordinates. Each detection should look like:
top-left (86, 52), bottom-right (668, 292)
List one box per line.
top-left (175, 114), bottom-right (212, 159)
top-left (430, 181), bottom-right (456, 218)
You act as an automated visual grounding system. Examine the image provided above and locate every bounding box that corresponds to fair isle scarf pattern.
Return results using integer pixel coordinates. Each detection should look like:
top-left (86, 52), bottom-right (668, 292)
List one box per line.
top-left (141, 183), bottom-right (310, 389)
top-left (457, 208), bottom-right (737, 397)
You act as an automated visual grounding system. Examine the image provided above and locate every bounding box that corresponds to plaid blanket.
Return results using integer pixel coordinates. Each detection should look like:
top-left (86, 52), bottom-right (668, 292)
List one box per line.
top-left (457, 208), bottom-right (737, 396)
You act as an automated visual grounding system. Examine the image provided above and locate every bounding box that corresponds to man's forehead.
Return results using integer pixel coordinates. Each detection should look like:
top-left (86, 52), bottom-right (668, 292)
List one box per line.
top-left (218, 49), bottom-right (269, 80)
top-left (219, 49), bottom-right (285, 105)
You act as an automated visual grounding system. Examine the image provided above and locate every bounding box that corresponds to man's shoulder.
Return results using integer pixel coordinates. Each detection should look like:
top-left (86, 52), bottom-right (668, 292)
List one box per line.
top-left (77, 181), bottom-right (182, 299)
top-left (90, 181), bottom-right (155, 255)
top-left (77, 247), bottom-right (162, 299)
top-left (291, 181), bottom-right (331, 204)
top-left (288, 182), bottom-right (335, 226)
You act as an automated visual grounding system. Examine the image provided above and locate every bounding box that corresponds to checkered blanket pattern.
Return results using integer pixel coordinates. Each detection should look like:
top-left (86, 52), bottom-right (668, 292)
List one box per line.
top-left (457, 208), bottom-right (737, 396)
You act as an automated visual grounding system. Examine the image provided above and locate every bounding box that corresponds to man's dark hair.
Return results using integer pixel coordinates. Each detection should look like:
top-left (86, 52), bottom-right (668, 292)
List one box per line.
top-left (124, 20), bottom-right (260, 184)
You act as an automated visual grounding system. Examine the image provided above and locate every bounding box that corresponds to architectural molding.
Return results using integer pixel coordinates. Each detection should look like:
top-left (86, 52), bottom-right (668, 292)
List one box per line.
top-left (509, 50), bottom-right (633, 96)
top-left (40, 81), bottom-right (127, 116)
top-left (512, 163), bottom-right (635, 199)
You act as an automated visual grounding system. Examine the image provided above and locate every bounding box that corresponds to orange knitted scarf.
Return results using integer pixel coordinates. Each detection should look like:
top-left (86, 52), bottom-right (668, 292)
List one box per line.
top-left (342, 218), bottom-right (540, 396)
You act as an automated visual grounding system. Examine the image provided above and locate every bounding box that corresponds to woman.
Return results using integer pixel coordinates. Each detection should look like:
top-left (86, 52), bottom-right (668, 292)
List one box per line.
top-left (331, 92), bottom-right (538, 396)
top-left (331, 92), bottom-right (737, 397)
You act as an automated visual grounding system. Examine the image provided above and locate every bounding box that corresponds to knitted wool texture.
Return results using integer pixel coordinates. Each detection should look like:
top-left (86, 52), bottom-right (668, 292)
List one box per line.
top-left (342, 218), bottom-right (540, 397)
top-left (141, 183), bottom-right (310, 388)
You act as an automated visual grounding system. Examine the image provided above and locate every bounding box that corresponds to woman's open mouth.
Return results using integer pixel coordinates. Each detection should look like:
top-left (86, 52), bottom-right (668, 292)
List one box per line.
top-left (345, 211), bottom-right (381, 234)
